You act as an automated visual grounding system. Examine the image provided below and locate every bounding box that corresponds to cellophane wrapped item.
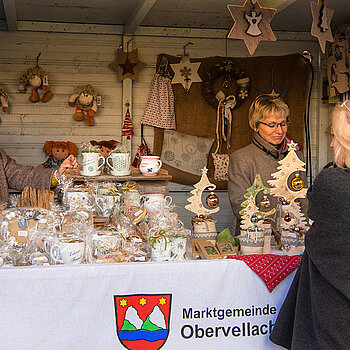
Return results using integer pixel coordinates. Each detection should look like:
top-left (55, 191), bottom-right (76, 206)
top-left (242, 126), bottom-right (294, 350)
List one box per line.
top-left (0, 207), bottom-right (57, 266)
top-left (93, 181), bottom-right (122, 217)
top-left (96, 209), bottom-right (150, 263)
top-left (148, 209), bottom-right (191, 262)
top-left (47, 209), bottom-right (94, 265)
top-left (61, 177), bottom-right (95, 212)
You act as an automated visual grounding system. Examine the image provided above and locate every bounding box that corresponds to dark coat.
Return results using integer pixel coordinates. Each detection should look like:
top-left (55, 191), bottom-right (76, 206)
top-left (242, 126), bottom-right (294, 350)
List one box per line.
top-left (270, 167), bottom-right (350, 349)
top-left (0, 148), bottom-right (54, 203)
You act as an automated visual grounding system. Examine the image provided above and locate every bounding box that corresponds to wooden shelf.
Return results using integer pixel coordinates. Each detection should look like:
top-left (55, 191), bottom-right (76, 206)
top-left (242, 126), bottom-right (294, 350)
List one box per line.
top-left (65, 167), bottom-right (172, 194)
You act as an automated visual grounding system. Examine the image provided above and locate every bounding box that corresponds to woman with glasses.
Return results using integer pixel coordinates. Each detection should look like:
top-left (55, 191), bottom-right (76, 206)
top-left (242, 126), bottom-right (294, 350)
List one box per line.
top-left (270, 101), bottom-right (350, 349)
top-left (228, 94), bottom-right (307, 235)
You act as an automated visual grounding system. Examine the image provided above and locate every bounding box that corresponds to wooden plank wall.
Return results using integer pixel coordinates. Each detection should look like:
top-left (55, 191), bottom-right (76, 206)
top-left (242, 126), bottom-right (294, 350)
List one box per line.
top-left (0, 22), bottom-right (331, 230)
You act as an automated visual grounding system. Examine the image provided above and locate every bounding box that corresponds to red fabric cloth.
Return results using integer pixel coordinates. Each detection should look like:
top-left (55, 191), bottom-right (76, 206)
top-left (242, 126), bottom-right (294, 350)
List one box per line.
top-left (232, 254), bottom-right (302, 292)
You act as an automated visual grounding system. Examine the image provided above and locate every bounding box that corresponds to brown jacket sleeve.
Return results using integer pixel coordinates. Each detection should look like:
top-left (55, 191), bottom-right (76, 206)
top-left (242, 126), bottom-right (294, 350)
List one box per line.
top-left (0, 148), bottom-right (54, 203)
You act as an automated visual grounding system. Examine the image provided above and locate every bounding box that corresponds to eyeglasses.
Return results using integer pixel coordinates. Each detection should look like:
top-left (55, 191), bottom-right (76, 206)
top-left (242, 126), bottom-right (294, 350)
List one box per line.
top-left (341, 100), bottom-right (350, 112)
top-left (258, 120), bottom-right (290, 129)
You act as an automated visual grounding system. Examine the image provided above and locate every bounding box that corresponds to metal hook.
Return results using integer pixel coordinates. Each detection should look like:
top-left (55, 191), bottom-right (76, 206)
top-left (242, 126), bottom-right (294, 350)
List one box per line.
top-left (183, 42), bottom-right (194, 56)
top-left (36, 52), bottom-right (41, 67)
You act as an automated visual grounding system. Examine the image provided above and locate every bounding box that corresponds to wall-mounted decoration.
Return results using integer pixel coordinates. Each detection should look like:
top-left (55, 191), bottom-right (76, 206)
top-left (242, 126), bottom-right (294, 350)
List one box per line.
top-left (109, 48), bottom-right (146, 82)
top-left (258, 70), bottom-right (288, 99)
top-left (227, 0), bottom-right (276, 55)
top-left (18, 53), bottom-right (53, 103)
top-left (170, 45), bottom-right (202, 94)
top-left (327, 24), bottom-right (350, 97)
top-left (310, 0), bottom-right (334, 54)
top-left (122, 102), bottom-right (134, 140)
top-left (0, 85), bottom-right (9, 113)
top-left (141, 55), bottom-right (176, 129)
top-left (68, 84), bottom-right (99, 126)
top-left (201, 60), bottom-right (250, 110)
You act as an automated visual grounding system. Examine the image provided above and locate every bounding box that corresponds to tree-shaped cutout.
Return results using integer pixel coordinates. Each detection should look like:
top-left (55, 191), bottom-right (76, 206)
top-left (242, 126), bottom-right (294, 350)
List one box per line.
top-left (239, 174), bottom-right (275, 231)
top-left (267, 141), bottom-right (307, 201)
top-left (185, 167), bottom-right (220, 217)
top-left (279, 201), bottom-right (307, 231)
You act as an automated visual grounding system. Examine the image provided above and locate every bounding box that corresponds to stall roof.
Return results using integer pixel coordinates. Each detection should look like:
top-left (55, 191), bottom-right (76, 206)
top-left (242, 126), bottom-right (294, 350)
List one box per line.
top-left (0, 0), bottom-right (349, 33)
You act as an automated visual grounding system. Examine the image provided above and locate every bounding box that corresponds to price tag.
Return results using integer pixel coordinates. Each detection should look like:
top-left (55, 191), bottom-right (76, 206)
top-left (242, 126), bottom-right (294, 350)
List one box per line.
top-left (134, 210), bottom-right (143, 217)
top-left (43, 75), bottom-right (48, 85)
top-left (135, 256), bottom-right (145, 261)
top-left (18, 230), bottom-right (28, 237)
top-left (132, 238), bottom-right (142, 243)
top-left (96, 95), bottom-right (102, 106)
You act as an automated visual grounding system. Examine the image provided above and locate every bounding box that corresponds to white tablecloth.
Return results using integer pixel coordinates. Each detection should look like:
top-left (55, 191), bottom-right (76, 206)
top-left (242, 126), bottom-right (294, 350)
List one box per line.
top-left (0, 259), bottom-right (293, 349)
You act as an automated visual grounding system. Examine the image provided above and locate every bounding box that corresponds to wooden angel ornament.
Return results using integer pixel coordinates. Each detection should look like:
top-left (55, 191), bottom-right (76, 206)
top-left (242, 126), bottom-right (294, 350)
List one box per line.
top-left (68, 84), bottom-right (99, 126)
top-left (18, 54), bottom-right (53, 103)
top-left (0, 85), bottom-right (9, 113)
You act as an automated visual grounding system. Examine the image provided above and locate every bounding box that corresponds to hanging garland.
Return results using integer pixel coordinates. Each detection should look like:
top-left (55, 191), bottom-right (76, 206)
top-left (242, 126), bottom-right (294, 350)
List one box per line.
top-left (201, 60), bottom-right (250, 109)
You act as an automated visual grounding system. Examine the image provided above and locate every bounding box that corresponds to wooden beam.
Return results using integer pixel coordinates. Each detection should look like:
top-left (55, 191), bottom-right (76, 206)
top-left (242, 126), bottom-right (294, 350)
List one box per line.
top-left (3, 0), bottom-right (17, 31)
top-left (124, 0), bottom-right (157, 35)
top-left (275, 0), bottom-right (298, 13)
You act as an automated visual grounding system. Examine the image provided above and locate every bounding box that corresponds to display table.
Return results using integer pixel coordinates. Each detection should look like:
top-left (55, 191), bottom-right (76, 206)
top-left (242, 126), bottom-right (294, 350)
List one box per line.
top-left (0, 259), bottom-right (293, 349)
top-left (66, 167), bottom-right (172, 194)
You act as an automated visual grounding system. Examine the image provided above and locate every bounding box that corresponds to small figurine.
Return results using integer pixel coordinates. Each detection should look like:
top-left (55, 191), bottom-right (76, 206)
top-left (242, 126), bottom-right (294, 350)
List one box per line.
top-left (39, 141), bottom-right (78, 168)
top-left (18, 53), bottom-right (53, 103)
top-left (68, 84), bottom-right (99, 126)
top-left (89, 140), bottom-right (120, 174)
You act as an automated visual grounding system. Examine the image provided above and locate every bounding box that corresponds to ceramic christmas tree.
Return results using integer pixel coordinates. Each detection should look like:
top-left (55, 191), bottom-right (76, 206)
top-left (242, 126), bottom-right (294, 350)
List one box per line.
top-left (185, 167), bottom-right (219, 241)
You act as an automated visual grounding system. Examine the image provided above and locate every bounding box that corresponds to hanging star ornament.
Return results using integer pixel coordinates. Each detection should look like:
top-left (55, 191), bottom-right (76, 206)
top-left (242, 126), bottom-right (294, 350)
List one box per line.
top-left (227, 0), bottom-right (277, 56)
top-left (109, 48), bottom-right (146, 82)
top-left (310, 0), bottom-right (334, 54)
top-left (170, 55), bottom-right (202, 94)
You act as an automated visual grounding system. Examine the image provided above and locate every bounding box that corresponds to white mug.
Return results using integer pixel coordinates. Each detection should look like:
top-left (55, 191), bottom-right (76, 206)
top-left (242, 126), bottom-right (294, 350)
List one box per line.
top-left (95, 193), bottom-right (121, 217)
top-left (81, 152), bottom-right (105, 176)
top-left (107, 153), bottom-right (131, 176)
top-left (143, 193), bottom-right (173, 212)
top-left (139, 156), bottom-right (162, 176)
top-left (50, 238), bottom-right (85, 264)
top-left (92, 234), bottom-right (121, 259)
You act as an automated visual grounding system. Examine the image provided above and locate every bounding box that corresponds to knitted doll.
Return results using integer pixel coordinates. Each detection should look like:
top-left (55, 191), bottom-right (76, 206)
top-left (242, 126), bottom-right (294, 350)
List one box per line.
top-left (68, 84), bottom-right (99, 126)
top-left (19, 66), bottom-right (53, 103)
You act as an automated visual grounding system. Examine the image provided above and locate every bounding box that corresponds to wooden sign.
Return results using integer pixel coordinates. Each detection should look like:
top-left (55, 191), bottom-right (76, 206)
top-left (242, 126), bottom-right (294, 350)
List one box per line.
top-left (310, 0), bottom-right (334, 53)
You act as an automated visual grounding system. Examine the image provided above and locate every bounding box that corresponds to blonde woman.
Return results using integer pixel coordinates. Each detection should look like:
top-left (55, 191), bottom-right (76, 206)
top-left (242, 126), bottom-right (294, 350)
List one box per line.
top-left (228, 94), bottom-right (307, 235)
top-left (270, 101), bottom-right (350, 349)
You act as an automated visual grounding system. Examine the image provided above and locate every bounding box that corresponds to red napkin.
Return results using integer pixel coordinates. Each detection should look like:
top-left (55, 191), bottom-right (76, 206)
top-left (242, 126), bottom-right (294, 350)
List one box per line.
top-left (232, 254), bottom-right (302, 292)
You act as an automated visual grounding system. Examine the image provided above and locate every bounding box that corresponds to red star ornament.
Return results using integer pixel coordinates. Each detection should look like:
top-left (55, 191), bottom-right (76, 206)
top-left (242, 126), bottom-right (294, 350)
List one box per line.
top-left (310, 0), bottom-right (334, 54)
top-left (227, 0), bottom-right (276, 56)
top-left (109, 48), bottom-right (146, 82)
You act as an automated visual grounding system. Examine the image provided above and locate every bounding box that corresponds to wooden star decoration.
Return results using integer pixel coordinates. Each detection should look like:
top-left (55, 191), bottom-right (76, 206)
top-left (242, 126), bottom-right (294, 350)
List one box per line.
top-left (109, 48), bottom-right (146, 82)
top-left (170, 55), bottom-right (202, 94)
top-left (258, 83), bottom-right (288, 99)
top-left (310, 0), bottom-right (334, 54)
top-left (227, 0), bottom-right (276, 56)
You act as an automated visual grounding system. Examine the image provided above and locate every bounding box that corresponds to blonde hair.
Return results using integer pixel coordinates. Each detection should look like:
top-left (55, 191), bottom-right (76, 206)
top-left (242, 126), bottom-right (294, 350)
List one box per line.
top-left (331, 101), bottom-right (350, 167)
top-left (248, 94), bottom-right (290, 129)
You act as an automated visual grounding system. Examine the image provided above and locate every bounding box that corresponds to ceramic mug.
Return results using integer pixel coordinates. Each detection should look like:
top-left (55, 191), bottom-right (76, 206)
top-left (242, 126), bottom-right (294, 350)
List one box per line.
top-left (107, 153), bottom-right (131, 176)
top-left (50, 238), bottom-right (86, 264)
top-left (92, 234), bottom-right (121, 259)
top-left (139, 156), bottom-right (162, 176)
top-left (81, 152), bottom-right (105, 176)
top-left (95, 193), bottom-right (121, 217)
top-left (143, 193), bottom-right (173, 212)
